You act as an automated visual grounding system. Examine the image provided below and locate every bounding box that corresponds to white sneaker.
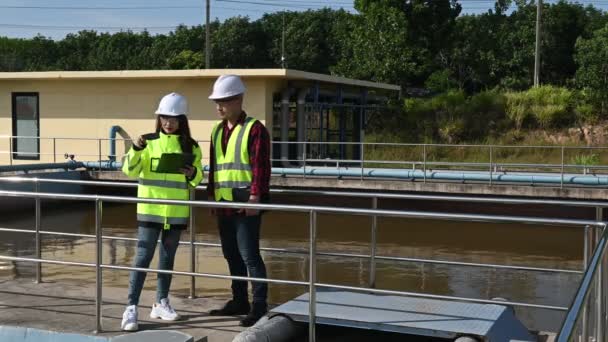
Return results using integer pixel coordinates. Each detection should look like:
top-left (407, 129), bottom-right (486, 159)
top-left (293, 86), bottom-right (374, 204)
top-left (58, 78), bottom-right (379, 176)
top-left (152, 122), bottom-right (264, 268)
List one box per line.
top-left (121, 305), bottom-right (138, 331)
top-left (150, 298), bottom-right (181, 321)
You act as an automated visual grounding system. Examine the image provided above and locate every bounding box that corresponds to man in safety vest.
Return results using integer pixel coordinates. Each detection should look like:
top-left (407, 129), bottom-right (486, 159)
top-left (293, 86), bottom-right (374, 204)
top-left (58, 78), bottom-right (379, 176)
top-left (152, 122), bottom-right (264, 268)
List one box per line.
top-left (206, 75), bottom-right (271, 327)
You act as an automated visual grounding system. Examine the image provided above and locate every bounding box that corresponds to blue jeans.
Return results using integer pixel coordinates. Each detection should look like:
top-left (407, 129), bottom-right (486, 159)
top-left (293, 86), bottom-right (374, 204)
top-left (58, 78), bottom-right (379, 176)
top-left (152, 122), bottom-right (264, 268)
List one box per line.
top-left (127, 227), bottom-right (182, 306)
top-left (218, 215), bottom-right (267, 305)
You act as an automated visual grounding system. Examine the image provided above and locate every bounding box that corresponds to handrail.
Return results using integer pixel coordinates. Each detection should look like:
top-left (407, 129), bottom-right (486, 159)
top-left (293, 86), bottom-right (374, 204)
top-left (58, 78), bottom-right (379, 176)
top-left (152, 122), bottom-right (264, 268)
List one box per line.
top-left (0, 188), bottom-right (606, 340)
top-left (1, 189), bottom-right (605, 225)
top-left (557, 226), bottom-right (608, 341)
top-left (2, 176), bottom-right (608, 209)
top-left (5, 135), bottom-right (608, 150)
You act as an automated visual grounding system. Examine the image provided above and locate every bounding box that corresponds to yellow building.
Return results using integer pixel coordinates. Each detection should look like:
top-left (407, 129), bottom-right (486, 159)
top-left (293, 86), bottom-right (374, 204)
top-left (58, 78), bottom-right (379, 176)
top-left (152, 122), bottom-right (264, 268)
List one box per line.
top-left (0, 69), bottom-right (399, 166)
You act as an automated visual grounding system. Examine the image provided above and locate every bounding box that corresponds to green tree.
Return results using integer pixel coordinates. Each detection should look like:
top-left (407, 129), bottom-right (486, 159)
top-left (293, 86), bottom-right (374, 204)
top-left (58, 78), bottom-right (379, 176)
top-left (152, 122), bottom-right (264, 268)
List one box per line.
top-left (259, 9), bottom-right (353, 72)
top-left (575, 24), bottom-right (608, 115)
top-left (212, 16), bottom-right (268, 68)
top-left (333, 2), bottom-right (417, 86)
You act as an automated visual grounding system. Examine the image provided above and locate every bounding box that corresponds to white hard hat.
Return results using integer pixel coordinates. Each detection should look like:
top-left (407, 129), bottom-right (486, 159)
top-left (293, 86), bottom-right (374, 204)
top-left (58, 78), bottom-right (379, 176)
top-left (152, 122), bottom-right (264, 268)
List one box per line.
top-left (155, 92), bottom-right (188, 116)
top-left (208, 74), bottom-right (246, 100)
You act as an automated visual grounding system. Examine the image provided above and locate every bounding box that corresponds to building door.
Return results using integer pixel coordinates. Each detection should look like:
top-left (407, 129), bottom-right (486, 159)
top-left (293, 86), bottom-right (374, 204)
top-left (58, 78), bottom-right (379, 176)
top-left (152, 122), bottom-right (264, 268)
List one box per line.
top-left (12, 92), bottom-right (40, 160)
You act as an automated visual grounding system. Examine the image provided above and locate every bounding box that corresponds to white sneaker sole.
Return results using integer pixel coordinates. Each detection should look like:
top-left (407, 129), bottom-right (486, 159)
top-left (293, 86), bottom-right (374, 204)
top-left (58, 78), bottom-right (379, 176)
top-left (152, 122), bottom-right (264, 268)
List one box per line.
top-left (150, 312), bottom-right (181, 321)
top-left (121, 323), bottom-right (138, 331)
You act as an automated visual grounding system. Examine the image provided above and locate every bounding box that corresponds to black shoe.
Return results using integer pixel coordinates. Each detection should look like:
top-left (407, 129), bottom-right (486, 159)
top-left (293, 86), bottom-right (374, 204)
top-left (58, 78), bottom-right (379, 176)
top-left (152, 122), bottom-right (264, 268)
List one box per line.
top-left (209, 300), bottom-right (250, 316)
top-left (239, 303), bottom-right (267, 327)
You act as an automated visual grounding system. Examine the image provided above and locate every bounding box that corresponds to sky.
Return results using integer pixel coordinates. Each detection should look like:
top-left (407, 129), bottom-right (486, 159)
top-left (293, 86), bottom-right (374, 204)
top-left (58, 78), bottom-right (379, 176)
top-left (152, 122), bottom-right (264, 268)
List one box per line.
top-left (0, 0), bottom-right (607, 40)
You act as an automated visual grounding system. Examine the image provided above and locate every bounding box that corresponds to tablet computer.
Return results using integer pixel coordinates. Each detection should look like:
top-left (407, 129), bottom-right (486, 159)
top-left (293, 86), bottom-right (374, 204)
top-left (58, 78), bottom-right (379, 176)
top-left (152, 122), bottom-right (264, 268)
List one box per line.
top-left (153, 153), bottom-right (194, 174)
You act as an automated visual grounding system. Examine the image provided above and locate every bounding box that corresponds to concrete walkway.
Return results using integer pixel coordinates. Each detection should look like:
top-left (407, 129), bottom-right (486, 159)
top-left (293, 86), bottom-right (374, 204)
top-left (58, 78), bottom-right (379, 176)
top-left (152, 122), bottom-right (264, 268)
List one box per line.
top-left (0, 277), bottom-right (245, 342)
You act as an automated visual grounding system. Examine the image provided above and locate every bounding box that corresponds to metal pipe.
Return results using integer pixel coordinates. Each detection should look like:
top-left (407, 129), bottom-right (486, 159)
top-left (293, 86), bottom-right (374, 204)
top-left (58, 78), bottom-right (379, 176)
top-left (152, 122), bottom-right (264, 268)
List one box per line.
top-left (98, 139), bottom-right (102, 172)
top-left (561, 146), bottom-right (565, 188)
top-left (52, 138), bottom-right (56, 163)
top-left (309, 210), bottom-right (317, 342)
top-left (0, 189), bottom-right (605, 228)
top-left (596, 222), bottom-right (603, 341)
top-left (35, 179), bottom-right (41, 284)
top-left (583, 225), bottom-right (592, 341)
top-left (0, 226), bottom-right (583, 275)
top-left (489, 145), bottom-right (493, 187)
top-left (94, 199), bottom-right (103, 334)
top-left (360, 143), bottom-right (364, 181)
top-left (557, 226), bottom-right (608, 341)
top-left (7, 176), bottom-right (608, 210)
top-left (0, 250), bottom-right (574, 313)
top-left (369, 197), bottom-right (378, 288)
top-left (423, 144), bottom-right (427, 183)
top-left (9, 136), bottom-right (12, 166)
top-left (270, 167), bottom-right (608, 186)
top-left (189, 189), bottom-right (196, 299)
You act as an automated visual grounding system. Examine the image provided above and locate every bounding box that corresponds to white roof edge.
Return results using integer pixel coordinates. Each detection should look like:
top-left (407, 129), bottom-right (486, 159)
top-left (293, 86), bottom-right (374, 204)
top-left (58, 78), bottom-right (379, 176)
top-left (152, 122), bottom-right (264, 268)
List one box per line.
top-left (285, 69), bottom-right (401, 91)
top-left (0, 68), bottom-right (400, 91)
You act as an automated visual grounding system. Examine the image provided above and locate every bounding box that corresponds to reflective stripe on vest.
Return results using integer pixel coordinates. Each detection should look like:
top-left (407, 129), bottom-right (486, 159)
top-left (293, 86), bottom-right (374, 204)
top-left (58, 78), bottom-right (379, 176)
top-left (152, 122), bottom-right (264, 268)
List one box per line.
top-left (211, 117), bottom-right (256, 201)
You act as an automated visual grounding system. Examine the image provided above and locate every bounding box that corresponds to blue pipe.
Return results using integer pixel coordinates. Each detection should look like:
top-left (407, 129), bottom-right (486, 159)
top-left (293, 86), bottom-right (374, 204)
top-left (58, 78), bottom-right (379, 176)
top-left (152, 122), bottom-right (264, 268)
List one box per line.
top-left (271, 167), bottom-right (608, 186)
top-left (81, 161), bottom-right (119, 170)
top-left (0, 161), bottom-right (84, 173)
top-left (5, 161), bottom-right (607, 187)
top-left (108, 125), bottom-right (122, 162)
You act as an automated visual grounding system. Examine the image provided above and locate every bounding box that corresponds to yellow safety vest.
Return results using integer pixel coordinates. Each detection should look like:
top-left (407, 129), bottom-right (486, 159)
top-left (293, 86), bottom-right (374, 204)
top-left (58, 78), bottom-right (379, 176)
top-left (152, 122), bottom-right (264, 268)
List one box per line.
top-left (211, 117), bottom-right (256, 201)
top-left (122, 132), bottom-right (203, 229)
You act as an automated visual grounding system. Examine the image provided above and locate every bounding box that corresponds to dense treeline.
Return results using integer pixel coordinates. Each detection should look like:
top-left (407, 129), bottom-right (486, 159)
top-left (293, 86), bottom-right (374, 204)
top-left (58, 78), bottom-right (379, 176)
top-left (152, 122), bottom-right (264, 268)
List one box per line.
top-left (1, 0), bottom-right (608, 143)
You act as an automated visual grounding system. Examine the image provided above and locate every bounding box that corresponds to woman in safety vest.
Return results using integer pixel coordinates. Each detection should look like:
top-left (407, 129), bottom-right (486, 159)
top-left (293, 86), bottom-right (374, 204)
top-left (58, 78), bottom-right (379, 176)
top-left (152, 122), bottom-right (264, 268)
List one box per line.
top-left (120, 92), bottom-right (203, 331)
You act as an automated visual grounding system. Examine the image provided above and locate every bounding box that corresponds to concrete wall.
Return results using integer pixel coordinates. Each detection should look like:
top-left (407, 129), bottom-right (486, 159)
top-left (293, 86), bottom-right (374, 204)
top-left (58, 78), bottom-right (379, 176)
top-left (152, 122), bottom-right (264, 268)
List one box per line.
top-left (0, 77), bottom-right (277, 166)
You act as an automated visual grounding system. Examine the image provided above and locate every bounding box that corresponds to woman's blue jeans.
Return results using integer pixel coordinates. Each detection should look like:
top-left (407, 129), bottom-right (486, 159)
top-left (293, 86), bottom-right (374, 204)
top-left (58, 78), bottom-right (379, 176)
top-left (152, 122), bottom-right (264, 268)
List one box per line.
top-left (127, 226), bottom-right (182, 306)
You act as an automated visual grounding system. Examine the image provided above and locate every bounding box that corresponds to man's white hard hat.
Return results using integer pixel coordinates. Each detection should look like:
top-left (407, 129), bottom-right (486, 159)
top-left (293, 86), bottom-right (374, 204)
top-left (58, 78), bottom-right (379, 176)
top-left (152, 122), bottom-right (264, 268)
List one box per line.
top-left (155, 92), bottom-right (188, 116)
top-left (208, 74), bottom-right (246, 100)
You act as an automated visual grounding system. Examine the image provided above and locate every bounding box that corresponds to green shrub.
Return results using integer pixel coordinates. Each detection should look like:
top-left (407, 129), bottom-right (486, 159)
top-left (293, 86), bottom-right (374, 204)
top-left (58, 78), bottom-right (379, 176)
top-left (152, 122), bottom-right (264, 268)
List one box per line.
top-left (505, 86), bottom-right (574, 129)
top-left (571, 153), bottom-right (600, 166)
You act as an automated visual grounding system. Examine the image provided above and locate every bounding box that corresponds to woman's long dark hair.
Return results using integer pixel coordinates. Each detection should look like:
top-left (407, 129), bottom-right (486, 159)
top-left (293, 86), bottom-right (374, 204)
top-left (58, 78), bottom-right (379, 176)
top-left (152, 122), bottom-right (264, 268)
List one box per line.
top-left (155, 115), bottom-right (194, 154)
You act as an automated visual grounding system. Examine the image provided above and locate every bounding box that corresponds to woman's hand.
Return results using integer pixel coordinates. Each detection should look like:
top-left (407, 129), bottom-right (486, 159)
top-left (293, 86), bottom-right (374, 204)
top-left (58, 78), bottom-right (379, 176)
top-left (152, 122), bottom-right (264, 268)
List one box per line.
top-left (180, 165), bottom-right (195, 179)
top-left (133, 135), bottom-right (147, 149)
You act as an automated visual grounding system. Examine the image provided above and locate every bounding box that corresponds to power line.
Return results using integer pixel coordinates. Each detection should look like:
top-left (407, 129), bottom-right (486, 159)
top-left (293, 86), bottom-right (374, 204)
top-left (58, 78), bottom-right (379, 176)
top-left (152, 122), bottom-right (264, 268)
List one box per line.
top-left (0, 6), bottom-right (202, 10)
top-left (0, 24), bottom-right (179, 31)
top-left (215, 0), bottom-right (348, 9)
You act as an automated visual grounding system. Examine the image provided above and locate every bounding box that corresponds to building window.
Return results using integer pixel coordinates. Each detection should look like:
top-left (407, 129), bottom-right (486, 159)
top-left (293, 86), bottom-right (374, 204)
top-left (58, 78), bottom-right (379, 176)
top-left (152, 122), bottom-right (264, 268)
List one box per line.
top-left (12, 92), bottom-right (40, 160)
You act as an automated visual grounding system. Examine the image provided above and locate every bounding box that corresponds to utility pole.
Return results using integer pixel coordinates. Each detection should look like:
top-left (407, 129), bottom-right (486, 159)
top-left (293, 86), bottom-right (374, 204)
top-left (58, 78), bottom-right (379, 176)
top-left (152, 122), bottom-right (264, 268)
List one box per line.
top-left (205, 0), bottom-right (210, 69)
top-left (281, 13), bottom-right (286, 69)
top-left (534, 0), bottom-right (542, 87)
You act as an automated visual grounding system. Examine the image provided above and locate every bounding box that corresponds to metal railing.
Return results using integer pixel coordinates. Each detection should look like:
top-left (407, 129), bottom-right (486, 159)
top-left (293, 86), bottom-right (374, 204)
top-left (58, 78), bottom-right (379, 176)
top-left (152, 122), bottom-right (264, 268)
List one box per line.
top-left (0, 180), bottom-right (607, 340)
top-left (558, 219), bottom-right (608, 341)
top-left (5, 175), bottom-right (608, 288)
top-left (3, 135), bottom-right (608, 187)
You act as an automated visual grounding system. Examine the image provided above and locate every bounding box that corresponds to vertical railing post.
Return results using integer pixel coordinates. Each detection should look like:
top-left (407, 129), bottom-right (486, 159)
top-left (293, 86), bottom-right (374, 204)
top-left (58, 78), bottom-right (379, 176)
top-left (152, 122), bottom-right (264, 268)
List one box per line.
top-left (489, 146), bottom-right (493, 187)
top-left (9, 136), bottom-right (13, 166)
top-left (189, 189), bottom-right (196, 299)
top-left (309, 210), bottom-right (317, 342)
top-left (561, 146), bottom-right (565, 188)
top-left (583, 224), bottom-right (592, 341)
top-left (423, 144), bottom-right (427, 183)
top-left (53, 138), bottom-right (56, 163)
top-left (360, 143), bottom-right (365, 181)
top-left (98, 139), bottom-right (102, 171)
top-left (595, 222), bottom-right (603, 341)
top-left (303, 142), bottom-right (307, 179)
top-left (369, 197), bottom-right (378, 288)
top-left (597, 208), bottom-right (606, 342)
top-left (94, 199), bottom-right (103, 334)
top-left (34, 179), bottom-right (41, 284)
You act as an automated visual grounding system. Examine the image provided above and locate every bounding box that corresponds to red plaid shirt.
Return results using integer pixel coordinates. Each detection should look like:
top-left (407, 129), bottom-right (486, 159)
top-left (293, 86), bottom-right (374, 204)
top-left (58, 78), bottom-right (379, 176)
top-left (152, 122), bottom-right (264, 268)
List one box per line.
top-left (207, 112), bottom-right (271, 216)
